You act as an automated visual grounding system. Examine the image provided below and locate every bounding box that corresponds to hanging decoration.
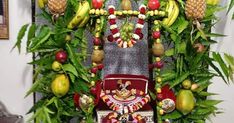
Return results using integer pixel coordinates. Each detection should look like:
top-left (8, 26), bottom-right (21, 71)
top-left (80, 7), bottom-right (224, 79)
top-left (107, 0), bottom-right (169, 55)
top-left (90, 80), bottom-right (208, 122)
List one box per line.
top-left (13, 0), bottom-right (234, 123)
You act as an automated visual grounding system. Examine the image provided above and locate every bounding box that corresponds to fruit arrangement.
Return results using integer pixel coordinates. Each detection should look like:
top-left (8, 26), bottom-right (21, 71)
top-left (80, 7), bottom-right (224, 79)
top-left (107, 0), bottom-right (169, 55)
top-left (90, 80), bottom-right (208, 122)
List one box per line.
top-left (13, 0), bottom-right (234, 122)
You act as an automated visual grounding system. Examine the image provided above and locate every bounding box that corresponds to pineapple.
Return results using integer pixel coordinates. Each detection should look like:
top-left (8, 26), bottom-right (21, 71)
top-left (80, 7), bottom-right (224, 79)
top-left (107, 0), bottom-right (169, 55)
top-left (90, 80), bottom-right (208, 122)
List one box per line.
top-left (48, 0), bottom-right (67, 15)
top-left (185, 0), bottom-right (206, 20)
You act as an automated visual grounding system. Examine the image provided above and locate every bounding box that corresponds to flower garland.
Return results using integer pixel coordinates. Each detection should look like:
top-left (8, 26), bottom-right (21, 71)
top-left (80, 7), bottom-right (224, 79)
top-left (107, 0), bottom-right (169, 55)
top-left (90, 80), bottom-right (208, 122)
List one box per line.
top-left (104, 112), bottom-right (146, 123)
top-left (100, 90), bottom-right (150, 114)
top-left (107, 5), bottom-right (147, 48)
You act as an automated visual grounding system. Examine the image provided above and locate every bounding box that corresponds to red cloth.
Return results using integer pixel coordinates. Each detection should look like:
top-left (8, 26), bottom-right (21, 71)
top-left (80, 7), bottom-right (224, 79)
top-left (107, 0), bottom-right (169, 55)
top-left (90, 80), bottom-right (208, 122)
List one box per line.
top-left (103, 74), bottom-right (149, 93)
top-left (97, 74), bottom-right (153, 111)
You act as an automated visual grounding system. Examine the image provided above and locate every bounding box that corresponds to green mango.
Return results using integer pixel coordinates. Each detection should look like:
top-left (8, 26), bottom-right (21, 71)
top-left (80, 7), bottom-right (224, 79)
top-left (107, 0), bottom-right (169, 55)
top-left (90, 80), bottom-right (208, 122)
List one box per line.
top-left (176, 89), bottom-right (195, 115)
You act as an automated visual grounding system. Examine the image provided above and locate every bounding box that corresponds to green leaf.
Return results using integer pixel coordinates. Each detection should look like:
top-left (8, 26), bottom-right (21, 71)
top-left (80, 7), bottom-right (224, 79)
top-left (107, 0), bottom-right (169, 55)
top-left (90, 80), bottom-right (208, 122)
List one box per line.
top-left (205, 56), bottom-right (227, 84)
top-left (29, 26), bottom-right (51, 52)
top-left (198, 91), bottom-right (218, 97)
top-left (162, 110), bottom-right (182, 120)
top-left (170, 72), bottom-right (190, 88)
top-left (27, 24), bottom-right (37, 48)
top-left (177, 17), bottom-right (189, 34)
top-left (197, 100), bottom-right (222, 108)
top-left (212, 52), bottom-right (230, 81)
top-left (206, 33), bottom-right (226, 37)
top-left (227, 0), bottom-right (234, 14)
top-left (12, 24), bottom-right (29, 53)
top-left (62, 64), bottom-right (79, 77)
top-left (224, 53), bottom-right (234, 69)
top-left (177, 42), bottom-right (186, 54)
top-left (162, 71), bottom-right (176, 82)
top-left (149, 90), bottom-right (156, 100)
top-left (165, 48), bottom-right (175, 57)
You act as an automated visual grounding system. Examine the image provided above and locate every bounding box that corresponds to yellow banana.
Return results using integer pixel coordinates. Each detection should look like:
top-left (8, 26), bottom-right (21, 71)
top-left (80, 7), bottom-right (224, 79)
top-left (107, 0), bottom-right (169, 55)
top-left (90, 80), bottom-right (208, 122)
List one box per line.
top-left (78, 15), bottom-right (90, 27)
top-left (68, 1), bottom-right (90, 29)
top-left (38, 0), bottom-right (45, 9)
top-left (162, 0), bottom-right (174, 25)
top-left (206, 0), bottom-right (220, 5)
top-left (43, 0), bottom-right (48, 4)
top-left (162, 0), bottom-right (179, 27)
top-left (167, 1), bottom-right (179, 26)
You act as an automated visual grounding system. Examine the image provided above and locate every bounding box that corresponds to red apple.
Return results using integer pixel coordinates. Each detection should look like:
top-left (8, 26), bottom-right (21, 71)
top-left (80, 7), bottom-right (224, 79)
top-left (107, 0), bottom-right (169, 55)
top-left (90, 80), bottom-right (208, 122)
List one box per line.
top-left (154, 61), bottom-right (164, 69)
top-left (152, 31), bottom-right (161, 39)
top-left (148, 0), bottom-right (160, 10)
top-left (93, 37), bottom-right (101, 45)
top-left (97, 64), bottom-right (104, 70)
top-left (92, 0), bottom-right (103, 9)
top-left (91, 67), bottom-right (98, 74)
top-left (55, 50), bottom-right (67, 63)
top-left (90, 87), bottom-right (97, 95)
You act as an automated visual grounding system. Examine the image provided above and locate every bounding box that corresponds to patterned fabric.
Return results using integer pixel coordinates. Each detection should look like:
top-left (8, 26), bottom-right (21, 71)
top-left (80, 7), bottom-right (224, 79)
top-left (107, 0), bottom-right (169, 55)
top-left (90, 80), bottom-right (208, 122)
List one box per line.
top-left (103, 0), bottom-right (149, 77)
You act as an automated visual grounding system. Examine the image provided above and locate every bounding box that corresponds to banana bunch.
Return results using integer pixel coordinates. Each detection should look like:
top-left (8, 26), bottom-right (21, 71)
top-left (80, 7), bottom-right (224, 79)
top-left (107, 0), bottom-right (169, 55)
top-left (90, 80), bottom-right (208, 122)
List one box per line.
top-left (68, 1), bottom-right (91, 29)
top-left (162, 0), bottom-right (179, 27)
top-left (206, 0), bottom-right (220, 5)
top-left (37, 0), bottom-right (48, 9)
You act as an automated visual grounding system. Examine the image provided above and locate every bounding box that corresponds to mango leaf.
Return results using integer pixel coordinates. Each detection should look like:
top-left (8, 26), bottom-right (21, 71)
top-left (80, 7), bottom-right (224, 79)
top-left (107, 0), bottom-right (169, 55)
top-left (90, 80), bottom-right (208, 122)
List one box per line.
top-left (194, 108), bottom-right (215, 115)
top-left (227, 0), bottom-right (234, 14)
top-left (187, 114), bottom-right (206, 120)
top-left (197, 100), bottom-right (222, 108)
top-left (170, 72), bottom-right (190, 88)
top-left (68, 73), bottom-right (76, 83)
top-left (212, 52), bottom-right (229, 82)
top-left (27, 100), bottom-right (45, 114)
top-left (27, 24), bottom-right (37, 48)
top-left (162, 71), bottom-right (176, 82)
top-left (44, 107), bottom-right (53, 123)
top-left (149, 90), bottom-right (156, 100)
top-left (29, 26), bottom-right (51, 52)
top-left (224, 53), bottom-right (234, 70)
top-left (198, 91), bottom-right (218, 97)
top-left (12, 24), bottom-right (29, 53)
top-left (194, 82), bottom-right (212, 92)
top-left (162, 110), bottom-right (182, 120)
top-left (62, 64), bottom-right (78, 77)
top-left (205, 56), bottom-right (227, 84)
top-left (206, 33), bottom-right (226, 37)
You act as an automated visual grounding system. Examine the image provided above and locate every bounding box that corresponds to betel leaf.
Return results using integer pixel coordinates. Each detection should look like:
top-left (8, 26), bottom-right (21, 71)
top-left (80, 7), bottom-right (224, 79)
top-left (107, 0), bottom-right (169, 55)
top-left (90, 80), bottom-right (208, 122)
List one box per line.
top-left (62, 64), bottom-right (79, 77)
top-left (29, 26), bottom-right (51, 52)
top-left (212, 52), bottom-right (230, 81)
top-left (177, 17), bottom-right (189, 34)
top-left (12, 24), bottom-right (29, 53)
top-left (170, 72), bottom-right (190, 88)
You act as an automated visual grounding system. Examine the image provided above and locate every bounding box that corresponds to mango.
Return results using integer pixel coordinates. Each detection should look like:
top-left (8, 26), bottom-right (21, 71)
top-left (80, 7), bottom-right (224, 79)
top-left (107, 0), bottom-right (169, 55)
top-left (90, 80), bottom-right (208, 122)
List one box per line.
top-left (176, 89), bottom-right (195, 115)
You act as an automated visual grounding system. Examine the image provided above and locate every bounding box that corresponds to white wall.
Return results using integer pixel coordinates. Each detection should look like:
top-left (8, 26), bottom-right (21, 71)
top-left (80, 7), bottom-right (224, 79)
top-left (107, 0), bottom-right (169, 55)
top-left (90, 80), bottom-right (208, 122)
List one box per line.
top-left (0, 0), bottom-right (33, 120)
top-left (209, 1), bottom-right (234, 123)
